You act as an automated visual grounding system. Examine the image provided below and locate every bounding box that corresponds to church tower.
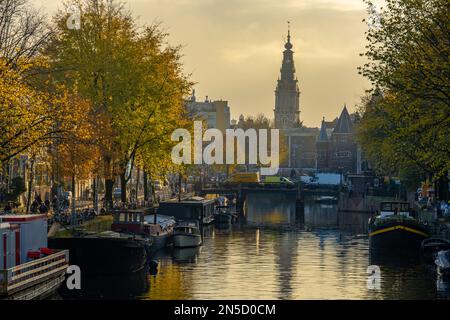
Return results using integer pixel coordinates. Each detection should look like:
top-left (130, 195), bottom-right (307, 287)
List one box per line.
top-left (274, 23), bottom-right (300, 129)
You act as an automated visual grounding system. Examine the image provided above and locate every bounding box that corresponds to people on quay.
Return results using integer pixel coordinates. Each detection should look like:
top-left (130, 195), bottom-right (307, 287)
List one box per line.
top-left (52, 195), bottom-right (59, 212)
top-left (3, 202), bottom-right (12, 214)
top-left (30, 199), bottom-right (40, 213)
top-left (35, 193), bottom-right (42, 205)
top-left (38, 202), bottom-right (49, 214)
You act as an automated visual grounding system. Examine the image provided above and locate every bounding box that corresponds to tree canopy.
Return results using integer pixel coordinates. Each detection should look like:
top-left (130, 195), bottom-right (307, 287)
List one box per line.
top-left (357, 0), bottom-right (449, 196)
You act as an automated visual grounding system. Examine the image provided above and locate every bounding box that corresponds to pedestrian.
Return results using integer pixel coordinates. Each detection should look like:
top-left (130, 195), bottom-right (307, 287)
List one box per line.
top-left (52, 195), bottom-right (59, 211)
top-left (427, 197), bottom-right (432, 209)
top-left (4, 202), bottom-right (12, 214)
top-left (38, 202), bottom-right (48, 214)
top-left (35, 193), bottom-right (42, 205)
top-left (30, 199), bottom-right (39, 213)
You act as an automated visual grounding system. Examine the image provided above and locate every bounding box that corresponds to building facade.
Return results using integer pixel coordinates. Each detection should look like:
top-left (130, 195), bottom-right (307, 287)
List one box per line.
top-left (185, 90), bottom-right (231, 132)
top-left (316, 106), bottom-right (358, 174)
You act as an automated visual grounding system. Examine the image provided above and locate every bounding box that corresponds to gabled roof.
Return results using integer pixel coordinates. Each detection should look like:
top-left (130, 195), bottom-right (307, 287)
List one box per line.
top-left (318, 118), bottom-right (328, 141)
top-left (333, 105), bottom-right (353, 134)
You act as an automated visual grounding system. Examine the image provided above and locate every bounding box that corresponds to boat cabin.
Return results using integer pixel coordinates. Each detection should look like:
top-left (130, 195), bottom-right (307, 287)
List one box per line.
top-left (174, 222), bottom-right (200, 235)
top-left (379, 202), bottom-right (410, 218)
top-left (111, 211), bottom-right (175, 236)
top-left (112, 211), bottom-right (145, 234)
top-left (158, 197), bottom-right (215, 224)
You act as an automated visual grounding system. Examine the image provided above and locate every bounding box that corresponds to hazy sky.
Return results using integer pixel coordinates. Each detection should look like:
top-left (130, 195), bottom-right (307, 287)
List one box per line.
top-left (32, 0), bottom-right (381, 127)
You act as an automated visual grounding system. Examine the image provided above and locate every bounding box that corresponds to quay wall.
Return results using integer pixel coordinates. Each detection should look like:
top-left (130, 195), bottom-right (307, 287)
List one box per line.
top-left (338, 192), bottom-right (397, 214)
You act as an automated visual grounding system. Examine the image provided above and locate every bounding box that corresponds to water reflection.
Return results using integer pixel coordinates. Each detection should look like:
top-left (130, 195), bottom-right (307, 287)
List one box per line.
top-left (246, 193), bottom-right (297, 225)
top-left (173, 247), bottom-right (202, 263)
top-left (305, 197), bottom-right (338, 227)
top-left (61, 194), bottom-right (450, 300)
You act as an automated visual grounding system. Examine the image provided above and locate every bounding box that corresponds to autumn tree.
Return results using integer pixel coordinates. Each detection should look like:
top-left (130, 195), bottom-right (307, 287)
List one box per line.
top-left (0, 0), bottom-right (51, 69)
top-left (358, 0), bottom-right (450, 199)
top-left (0, 0), bottom-right (55, 167)
top-left (47, 0), bottom-right (192, 206)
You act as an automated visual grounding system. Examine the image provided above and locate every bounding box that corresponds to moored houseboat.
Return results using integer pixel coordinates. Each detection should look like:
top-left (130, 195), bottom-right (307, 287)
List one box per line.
top-left (0, 214), bottom-right (69, 300)
top-left (368, 201), bottom-right (429, 251)
top-left (214, 206), bottom-right (237, 225)
top-left (111, 210), bottom-right (176, 253)
top-left (49, 231), bottom-right (149, 276)
top-left (158, 197), bottom-right (215, 225)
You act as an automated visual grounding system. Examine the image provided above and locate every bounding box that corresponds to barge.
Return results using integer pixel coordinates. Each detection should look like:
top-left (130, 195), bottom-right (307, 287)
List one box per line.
top-left (369, 202), bottom-right (429, 251)
top-left (49, 231), bottom-right (149, 276)
top-left (158, 197), bottom-right (215, 225)
top-left (111, 210), bottom-right (176, 253)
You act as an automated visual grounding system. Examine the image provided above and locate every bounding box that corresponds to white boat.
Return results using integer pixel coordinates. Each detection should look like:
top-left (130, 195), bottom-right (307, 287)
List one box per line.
top-left (173, 222), bottom-right (202, 248)
top-left (435, 250), bottom-right (450, 279)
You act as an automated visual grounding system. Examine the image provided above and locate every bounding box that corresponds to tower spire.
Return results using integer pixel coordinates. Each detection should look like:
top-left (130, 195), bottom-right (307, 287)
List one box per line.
top-left (287, 21), bottom-right (291, 42)
top-left (285, 21), bottom-right (292, 50)
top-left (274, 23), bottom-right (300, 129)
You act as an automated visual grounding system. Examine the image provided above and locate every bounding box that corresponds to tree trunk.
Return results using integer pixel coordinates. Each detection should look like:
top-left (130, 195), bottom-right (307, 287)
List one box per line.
top-left (26, 159), bottom-right (35, 214)
top-left (105, 179), bottom-right (113, 209)
top-left (104, 157), bottom-right (113, 209)
top-left (93, 175), bottom-right (98, 213)
top-left (150, 177), bottom-right (156, 204)
top-left (135, 167), bottom-right (140, 204)
top-left (178, 172), bottom-right (182, 202)
top-left (120, 172), bottom-right (127, 205)
top-left (71, 173), bottom-right (76, 224)
top-left (143, 171), bottom-right (148, 204)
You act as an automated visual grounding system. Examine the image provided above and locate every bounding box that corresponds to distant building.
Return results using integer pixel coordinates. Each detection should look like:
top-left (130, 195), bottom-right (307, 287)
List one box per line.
top-left (316, 105), bottom-right (358, 174)
top-left (273, 26), bottom-right (317, 171)
top-left (273, 25), bottom-right (301, 129)
top-left (273, 25), bottom-right (361, 174)
top-left (185, 90), bottom-right (231, 132)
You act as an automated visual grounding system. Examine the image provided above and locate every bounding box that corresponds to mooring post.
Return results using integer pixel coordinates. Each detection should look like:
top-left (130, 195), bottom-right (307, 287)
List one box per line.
top-left (296, 182), bottom-right (305, 224)
top-left (236, 184), bottom-right (244, 215)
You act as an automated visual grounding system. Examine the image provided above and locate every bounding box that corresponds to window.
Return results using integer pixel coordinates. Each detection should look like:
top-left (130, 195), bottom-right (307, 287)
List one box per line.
top-left (335, 151), bottom-right (351, 158)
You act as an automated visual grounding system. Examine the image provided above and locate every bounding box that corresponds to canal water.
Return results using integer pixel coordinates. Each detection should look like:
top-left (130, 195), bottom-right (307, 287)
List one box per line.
top-left (61, 193), bottom-right (450, 300)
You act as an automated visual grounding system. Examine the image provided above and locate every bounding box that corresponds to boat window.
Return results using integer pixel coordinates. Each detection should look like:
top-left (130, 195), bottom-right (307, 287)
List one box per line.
top-left (194, 207), bottom-right (201, 219)
top-left (380, 203), bottom-right (409, 211)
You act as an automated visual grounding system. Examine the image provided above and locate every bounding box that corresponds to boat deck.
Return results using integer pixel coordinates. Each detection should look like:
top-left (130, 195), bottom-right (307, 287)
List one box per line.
top-left (0, 250), bottom-right (69, 298)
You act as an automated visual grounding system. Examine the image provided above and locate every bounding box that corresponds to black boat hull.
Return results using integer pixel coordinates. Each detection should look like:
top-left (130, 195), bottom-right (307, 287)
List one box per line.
top-left (369, 223), bottom-right (428, 250)
top-left (49, 237), bottom-right (147, 276)
top-left (214, 213), bottom-right (232, 224)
